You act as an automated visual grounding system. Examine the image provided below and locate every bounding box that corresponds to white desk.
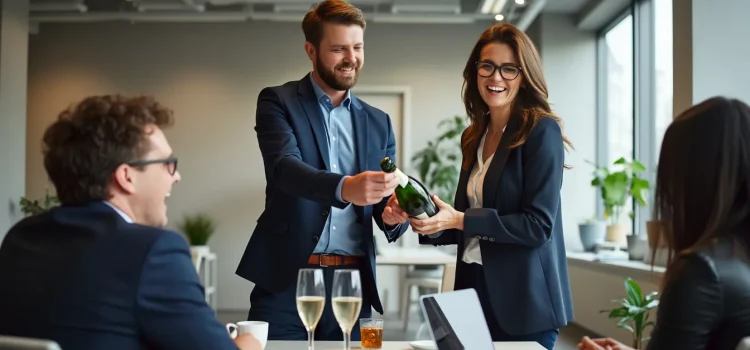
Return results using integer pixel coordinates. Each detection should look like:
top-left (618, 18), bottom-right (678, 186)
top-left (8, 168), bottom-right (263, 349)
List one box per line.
top-left (265, 340), bottom-right (544, 349)
top-left (376, 246), bottom-right (456, 266)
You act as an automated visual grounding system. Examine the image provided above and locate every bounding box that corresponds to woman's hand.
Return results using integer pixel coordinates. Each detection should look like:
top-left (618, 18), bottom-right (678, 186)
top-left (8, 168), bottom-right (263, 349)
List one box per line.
top-left (410, 195), bottom-right (464, 235)
top-left (382, 196), bottom-right (409, 226)
top-left (577, 336), bottom-right (632, 350)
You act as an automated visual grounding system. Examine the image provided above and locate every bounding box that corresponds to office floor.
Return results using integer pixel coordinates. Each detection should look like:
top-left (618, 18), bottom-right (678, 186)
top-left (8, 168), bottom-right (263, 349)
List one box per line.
top-left (217, 309), bottom-right (593, 349)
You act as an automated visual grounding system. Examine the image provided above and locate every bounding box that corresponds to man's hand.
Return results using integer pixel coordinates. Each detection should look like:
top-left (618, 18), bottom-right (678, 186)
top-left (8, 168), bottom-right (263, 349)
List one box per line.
top-left (383, 195), bottom-right (409, 226)
top-left (233, 333), bottom-right (263, 350)
top-left (341, 171), bottom-right (399, 206)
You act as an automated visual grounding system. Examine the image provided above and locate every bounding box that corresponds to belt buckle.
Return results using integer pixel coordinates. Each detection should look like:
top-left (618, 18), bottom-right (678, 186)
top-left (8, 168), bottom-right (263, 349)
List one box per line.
top-left (319, 254), bottom-right (330, 267)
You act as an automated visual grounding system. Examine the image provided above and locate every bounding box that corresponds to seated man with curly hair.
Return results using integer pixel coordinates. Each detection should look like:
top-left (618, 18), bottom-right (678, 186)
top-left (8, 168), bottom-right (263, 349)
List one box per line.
top-left (0, 95), bottom-right (260, 350)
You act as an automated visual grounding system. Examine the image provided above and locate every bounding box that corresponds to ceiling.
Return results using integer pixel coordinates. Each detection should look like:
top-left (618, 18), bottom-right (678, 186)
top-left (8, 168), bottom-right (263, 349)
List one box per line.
top-left (28, 0), bottom-right (594, 28)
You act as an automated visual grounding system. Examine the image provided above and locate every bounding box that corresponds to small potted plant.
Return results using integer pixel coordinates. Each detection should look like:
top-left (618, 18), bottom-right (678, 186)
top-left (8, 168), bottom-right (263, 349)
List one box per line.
top-left (178, 213), bottom-right (215, 256)
top-left (589, 158), bottom-right (650, 247)
top-left (600, 277), bottom-right (659, 349)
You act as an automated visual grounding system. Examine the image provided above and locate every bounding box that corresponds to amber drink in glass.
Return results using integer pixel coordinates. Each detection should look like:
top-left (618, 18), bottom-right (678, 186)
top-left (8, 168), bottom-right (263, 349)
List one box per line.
top-left (359, 318), bottom-right (383, 349)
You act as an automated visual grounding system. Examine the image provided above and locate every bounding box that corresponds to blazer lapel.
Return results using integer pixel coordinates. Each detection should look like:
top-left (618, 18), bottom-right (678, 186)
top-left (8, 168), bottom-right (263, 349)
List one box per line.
top-left (482, 115), bottom-right (521, 208)
top-left (298, 74), bottom-right (331, 171)
top-left (453, 167), bottom-right (471, 212)
top-left (350, 96), bottom-right (368, 173)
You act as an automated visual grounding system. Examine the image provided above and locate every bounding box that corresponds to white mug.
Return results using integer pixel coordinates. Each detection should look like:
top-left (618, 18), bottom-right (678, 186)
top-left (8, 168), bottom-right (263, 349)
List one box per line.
top-left (225, 321), bottom-right (268, 349)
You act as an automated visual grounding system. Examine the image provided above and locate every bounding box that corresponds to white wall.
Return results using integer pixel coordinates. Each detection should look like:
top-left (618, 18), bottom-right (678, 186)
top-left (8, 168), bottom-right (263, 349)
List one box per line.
top-left (535, 14), bottom-right (598, 253)
top-left (26, 20), bottom-right (487, 311)
top-left (674, 0), bottom-right (750, 113)
top-left (0, 0), bottom-right (29, 238)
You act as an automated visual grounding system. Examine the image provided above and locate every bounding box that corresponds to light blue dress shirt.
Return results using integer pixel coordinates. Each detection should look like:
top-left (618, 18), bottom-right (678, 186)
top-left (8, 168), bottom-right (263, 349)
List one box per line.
top-left (309, 76), bottom-right (366, 257)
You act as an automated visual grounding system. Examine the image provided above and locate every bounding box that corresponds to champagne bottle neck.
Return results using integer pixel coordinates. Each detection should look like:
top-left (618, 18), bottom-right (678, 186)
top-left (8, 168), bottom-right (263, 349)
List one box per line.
top-left (393, 168), bottom-right (409, 187)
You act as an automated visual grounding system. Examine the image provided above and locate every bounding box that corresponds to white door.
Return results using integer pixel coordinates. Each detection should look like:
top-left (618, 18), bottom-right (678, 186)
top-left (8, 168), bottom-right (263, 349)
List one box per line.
top-left (353, 91), bottom-right (405, 168)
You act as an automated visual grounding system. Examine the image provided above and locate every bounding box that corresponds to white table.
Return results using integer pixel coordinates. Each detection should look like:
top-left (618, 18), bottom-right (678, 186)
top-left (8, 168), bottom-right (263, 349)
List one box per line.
top-left (376, 247), bottom-right (456, 266)
top-left (265, 340), bottom-right (545, 349)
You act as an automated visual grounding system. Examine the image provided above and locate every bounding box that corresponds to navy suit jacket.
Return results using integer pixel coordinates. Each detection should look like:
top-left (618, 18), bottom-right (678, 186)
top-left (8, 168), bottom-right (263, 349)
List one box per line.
top-left (420, 115), bottom-right (574, 335)
top-left (235, 74), bottom-right (409, 314)
top-left (0, 202), bottom-right (236, 350)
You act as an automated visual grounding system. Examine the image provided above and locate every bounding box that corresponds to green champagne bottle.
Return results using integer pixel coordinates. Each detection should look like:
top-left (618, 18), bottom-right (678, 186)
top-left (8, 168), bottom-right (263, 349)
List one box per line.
top-left (380, 156), bottom-right (438, 219)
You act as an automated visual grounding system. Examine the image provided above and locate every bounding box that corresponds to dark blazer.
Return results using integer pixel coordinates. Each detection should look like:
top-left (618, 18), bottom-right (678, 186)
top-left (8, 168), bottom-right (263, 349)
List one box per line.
top-left (647, 235), bottom-right (750, 350)
top-left (420, 115), bottom-right (574, 335)
top-left (0, 201), bottom-right (236, 350)
top-left (235, 73), bottom-right (408, 314)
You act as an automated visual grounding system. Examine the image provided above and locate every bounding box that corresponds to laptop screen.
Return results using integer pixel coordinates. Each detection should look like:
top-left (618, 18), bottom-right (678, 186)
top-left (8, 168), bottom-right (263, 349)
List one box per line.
top-left (419, 288), bottom-right (494, 350)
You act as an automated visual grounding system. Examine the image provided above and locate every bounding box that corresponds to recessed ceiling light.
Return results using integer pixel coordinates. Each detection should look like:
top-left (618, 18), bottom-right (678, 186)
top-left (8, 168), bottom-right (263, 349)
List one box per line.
top-left (495, 14), bottom-right (504, 21)
top-left (515, 0), bottom-right (525, 4)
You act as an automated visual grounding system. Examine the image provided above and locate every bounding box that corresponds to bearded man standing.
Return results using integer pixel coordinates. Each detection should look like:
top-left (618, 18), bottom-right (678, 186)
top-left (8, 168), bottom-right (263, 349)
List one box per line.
top-left (235, 0), bottom-right (410, 342)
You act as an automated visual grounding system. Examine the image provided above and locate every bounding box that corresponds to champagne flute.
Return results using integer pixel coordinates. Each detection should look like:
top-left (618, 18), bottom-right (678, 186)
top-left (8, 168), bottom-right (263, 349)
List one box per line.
top-left (332, 269), bottom-right (362, 350)
top-left (296, 268), bottom-right (326, 350)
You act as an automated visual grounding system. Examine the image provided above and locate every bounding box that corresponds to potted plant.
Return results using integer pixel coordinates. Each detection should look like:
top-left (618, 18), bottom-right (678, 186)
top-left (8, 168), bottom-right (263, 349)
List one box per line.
top-left (411, 115), bottom-right (466, 205)
top-left (178, 213), bottom-right (216, 256)
top-left (19, 189), bottom-right (60, 216)
top-left (589, 158), bottom-right (650, 246)
top-left (578, 216), bottom-right (606, 252)
top-left (600, 277), bottom-right (659, 349)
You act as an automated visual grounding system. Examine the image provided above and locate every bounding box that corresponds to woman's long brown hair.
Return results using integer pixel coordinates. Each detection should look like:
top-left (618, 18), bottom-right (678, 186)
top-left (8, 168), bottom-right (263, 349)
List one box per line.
top-left (653, 96), bottom-right (750, 286)
top-left (460, 23), bottom-right (572, 171)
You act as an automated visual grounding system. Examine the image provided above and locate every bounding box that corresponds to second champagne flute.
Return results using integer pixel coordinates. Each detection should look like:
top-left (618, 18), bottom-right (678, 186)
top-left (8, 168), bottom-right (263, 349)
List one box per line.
top-left (332, 269), bottom-right (363, 350)
top-left (296, 268), bottom-right (326, 350)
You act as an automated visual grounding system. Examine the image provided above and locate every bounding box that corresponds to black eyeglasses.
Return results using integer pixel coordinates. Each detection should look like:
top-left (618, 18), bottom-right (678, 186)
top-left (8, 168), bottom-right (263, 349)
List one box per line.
top-left (476, 61), bottom-right (523, 80)
top-left (127, 157), bottom-right (178, 175)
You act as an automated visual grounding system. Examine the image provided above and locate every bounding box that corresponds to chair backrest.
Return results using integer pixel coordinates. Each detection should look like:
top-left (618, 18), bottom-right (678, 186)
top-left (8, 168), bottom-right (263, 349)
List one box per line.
top-left (0, 335), bottom-right (61, 350)
top-left (441, 264), bottom-right (456, 292)
top-left (736, 336), bottom-right (750, 350)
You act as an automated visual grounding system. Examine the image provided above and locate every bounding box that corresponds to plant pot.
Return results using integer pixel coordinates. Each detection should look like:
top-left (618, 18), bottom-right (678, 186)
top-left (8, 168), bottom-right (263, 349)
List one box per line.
top-left (646, 220), bottom-right (667, 249)
top-left (626, 234), bottom-right (648, 261)
top-left (578, 221), bottom-right (606, 252)
top-left (190, 245), bottom-right (211, 266)
top-left (606, 224), bottom-right (627, 245)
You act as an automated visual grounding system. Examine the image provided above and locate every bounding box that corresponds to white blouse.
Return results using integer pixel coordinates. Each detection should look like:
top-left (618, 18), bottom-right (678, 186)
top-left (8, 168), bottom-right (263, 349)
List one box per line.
top-left (461, 126), bottom-right (503, 265)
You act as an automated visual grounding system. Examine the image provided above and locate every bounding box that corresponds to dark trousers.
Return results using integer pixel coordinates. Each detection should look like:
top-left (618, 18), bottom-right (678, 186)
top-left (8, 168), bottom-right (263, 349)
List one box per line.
top-left (464, 262), bottom-right (559, 350)
top-left (247, 261), bottom-right (372, 341)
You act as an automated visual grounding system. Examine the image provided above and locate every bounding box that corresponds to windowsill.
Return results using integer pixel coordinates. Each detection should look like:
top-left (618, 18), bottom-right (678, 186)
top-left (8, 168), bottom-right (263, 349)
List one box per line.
top-left (566, 250), bottom-right (666, 281)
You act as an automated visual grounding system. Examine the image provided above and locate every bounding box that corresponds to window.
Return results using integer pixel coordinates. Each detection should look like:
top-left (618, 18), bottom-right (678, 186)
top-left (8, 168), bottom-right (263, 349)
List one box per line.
top-left (654, 0), bottom-right (673, 161)
top-left (604, 15), bottom-right (634, 165)
top-left (595, 0), bottom-right (674, 238)
top-left (599, 13), bottom-right (635, 236)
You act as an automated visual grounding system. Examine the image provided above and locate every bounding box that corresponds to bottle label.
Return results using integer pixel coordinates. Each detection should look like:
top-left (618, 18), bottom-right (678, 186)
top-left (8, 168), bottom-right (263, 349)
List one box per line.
top-left (393, 168), bottom-right (409, 187)
top-left (413, 213), bottom-right (429, 219)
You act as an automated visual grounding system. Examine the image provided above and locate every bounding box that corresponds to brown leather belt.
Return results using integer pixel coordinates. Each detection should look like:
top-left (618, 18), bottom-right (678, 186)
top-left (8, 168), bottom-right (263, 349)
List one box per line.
top-left (308, 254), bottom-right (363, 267)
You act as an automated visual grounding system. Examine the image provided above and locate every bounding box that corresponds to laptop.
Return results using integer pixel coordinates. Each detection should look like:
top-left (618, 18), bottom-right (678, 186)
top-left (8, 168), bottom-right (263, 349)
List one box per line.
top-left (418, 288), bottom-right (495, 350)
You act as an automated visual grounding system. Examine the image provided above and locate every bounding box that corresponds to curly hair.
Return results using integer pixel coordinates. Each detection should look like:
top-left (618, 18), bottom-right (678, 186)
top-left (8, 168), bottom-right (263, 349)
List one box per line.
top-left (42, 95), bottom-right (174, 205)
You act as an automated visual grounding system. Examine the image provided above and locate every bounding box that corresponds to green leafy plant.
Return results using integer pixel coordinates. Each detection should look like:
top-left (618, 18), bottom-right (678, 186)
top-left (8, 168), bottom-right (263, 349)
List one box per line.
top-left (600, 277), bottom-right (659, 349)
top-left (178, 213), bottom-right (216, 246)
top-left (19, 190), bottom-right (60, 216)
top-left (411, 115), bottom-right (467, 205)
top-left (588, 157), bottom-right (650, 226)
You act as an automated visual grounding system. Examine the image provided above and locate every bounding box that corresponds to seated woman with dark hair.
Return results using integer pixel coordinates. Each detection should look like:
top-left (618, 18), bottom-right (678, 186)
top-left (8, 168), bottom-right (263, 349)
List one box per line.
top-left (578, 96), bottom-right (750, 350)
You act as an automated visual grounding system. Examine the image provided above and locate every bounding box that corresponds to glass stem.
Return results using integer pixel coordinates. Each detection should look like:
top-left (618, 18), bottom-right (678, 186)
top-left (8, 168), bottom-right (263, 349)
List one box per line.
top-left (307, 327), bottom-right (314, 350)
top-left (343, 330), bottom-right (351, 350)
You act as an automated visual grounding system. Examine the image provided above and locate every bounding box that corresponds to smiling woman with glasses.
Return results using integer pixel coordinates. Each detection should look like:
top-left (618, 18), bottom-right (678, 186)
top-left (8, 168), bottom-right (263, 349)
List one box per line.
top-left (412, 23), bottom-right (574, 350)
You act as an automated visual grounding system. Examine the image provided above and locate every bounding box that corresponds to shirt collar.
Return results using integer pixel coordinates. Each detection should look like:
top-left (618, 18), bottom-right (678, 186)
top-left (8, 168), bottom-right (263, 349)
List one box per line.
top-left (102, 201), bottom-right (134, 223)
top-left (309, 72), bottom-right (352, 110)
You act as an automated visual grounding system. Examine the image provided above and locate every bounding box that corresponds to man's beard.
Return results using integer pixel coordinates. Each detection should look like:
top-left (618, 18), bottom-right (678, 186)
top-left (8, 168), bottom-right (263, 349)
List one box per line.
top-left (316, 55), bottom-right (359, 91)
